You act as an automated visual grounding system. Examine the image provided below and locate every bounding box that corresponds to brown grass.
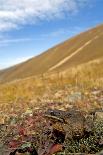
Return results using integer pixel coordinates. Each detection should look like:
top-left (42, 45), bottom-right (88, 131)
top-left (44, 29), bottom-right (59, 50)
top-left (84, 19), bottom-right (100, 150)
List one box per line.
top-left (0, 58), bottom-right (103, 104)
top-left (0, 24), bottom-right (103, 83)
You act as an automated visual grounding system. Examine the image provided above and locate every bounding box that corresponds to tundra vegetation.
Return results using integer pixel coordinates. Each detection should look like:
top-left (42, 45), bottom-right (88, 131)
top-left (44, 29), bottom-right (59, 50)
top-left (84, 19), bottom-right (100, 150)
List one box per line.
top-left (0, 59), bottom-right (103, 155)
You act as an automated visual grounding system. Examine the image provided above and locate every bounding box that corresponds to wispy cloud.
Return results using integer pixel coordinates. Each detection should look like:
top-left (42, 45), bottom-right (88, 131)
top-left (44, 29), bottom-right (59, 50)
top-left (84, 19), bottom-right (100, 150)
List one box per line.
top-left (0, 26), bottom-right (87, 46)
top-left (0, 0), bottom-right (89, 32)
top-left (0, 38), bottom-right (32, 46)
top-left (0, 56), bottom-right (33, 69)
top-left (41, 26), bottom-right (87, 39)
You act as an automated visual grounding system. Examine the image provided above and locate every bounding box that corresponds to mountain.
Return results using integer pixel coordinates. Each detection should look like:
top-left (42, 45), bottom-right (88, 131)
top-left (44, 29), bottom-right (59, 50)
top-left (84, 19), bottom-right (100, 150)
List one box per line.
top-left (0, 24), bottom-right (103, 83)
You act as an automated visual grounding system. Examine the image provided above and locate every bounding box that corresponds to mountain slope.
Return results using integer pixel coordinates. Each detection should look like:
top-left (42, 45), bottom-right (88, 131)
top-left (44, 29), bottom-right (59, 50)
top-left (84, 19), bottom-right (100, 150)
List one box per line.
top-left (0, 24), bottom-right (103, 83)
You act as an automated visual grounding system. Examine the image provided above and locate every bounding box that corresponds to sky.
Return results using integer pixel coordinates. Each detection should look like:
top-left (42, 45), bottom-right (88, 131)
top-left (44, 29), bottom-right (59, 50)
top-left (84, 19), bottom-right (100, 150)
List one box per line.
top-left (0, 0), bottom-right (103, 69)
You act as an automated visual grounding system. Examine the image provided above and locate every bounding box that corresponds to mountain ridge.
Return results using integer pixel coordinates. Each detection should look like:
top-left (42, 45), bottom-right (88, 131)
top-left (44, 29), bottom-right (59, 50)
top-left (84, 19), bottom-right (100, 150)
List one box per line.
top-left (0, 24), bottom-right (103, 83)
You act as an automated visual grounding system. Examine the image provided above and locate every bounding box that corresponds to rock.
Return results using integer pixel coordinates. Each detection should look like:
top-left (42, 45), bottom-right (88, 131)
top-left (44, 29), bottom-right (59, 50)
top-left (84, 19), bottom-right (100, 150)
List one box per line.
top-left (95, 111), bottom-right (103, 120)
top-left (99, 138), bottom-right (103, 146)
top-left (24, 108), bottom-right (33, 116)
top-left (96, 150), bottom-right (103, 155)
top-left (91, 90), bottom-right (101, 95)
top-left (9, 145), bottom-right (38, 155)
top-left (84, 115), bottom-right (94, 133)
top-left (99, 97), bottom-right (103, 105)
top-left (68, 92), bottom-right (83, 103)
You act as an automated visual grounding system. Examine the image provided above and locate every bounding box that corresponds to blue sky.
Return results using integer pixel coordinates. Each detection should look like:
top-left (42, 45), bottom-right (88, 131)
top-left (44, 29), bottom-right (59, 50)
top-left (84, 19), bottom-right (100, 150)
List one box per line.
top-left (0, 0), bottom-right (103, 69)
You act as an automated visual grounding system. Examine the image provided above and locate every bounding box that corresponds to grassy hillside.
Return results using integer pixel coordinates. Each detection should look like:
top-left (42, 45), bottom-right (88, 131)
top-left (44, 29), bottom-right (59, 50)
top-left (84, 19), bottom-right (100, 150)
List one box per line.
top-left (0, 57), bottom-right (103, 103)
top-left (0, 25), bottom-right (103, 154)
top-left (0, 24), bottom-right (103, 83)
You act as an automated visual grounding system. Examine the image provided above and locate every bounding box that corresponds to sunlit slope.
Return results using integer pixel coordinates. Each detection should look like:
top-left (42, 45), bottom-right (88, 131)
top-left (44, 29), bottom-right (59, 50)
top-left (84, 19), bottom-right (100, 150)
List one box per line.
top-left (0, 24), bottom-right (103, 83)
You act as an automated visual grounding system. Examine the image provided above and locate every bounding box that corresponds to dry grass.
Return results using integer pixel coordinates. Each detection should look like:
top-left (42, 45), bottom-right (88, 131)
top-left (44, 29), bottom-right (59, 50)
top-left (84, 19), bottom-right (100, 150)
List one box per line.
top-left (0, 59), bottom-right (103, 154)
top-left (0, 58), bottom-right (103, 104)
top-left (0, 24), bottom-right (103, 83)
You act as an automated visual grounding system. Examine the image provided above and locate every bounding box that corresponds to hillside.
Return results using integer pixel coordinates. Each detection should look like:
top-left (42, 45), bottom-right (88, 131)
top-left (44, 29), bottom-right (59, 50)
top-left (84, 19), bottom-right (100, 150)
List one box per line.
top-left (0, 24), bottom-right (103, 83)
top-left (0, 24), bottom-right (103, 155)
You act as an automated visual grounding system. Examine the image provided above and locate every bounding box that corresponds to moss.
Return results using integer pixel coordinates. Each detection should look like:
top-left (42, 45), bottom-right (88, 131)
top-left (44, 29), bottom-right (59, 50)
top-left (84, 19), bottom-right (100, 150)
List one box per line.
top-left (57, 120), bottom-right (103, 154)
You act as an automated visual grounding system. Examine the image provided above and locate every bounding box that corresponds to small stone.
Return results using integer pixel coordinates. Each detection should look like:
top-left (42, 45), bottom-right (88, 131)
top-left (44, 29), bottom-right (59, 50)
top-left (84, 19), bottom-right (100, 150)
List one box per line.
top-left (95, 111), bottom-right (103, 120)
top-left (68, 92), bottom-right (82, 103)
top-left (96, 150), bottom-right (103, 155)
top-left (25, 108), bottom-right (33, 116)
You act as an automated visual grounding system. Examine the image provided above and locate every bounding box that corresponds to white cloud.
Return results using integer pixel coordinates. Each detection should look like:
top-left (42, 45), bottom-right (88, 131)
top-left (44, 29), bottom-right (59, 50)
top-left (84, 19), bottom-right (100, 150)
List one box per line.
top-left (0, 36), bottom-right (35, 47)
top-left (0, 38), bottom-right (32, 46)
top-left (0, 56), bottom-right (33, 69)
top-left (41, 26), bottom-right (85, 38)
top-left (0, 0), bottom-right (89, 31)
top-left (0, 26), bottom-right (87, 46)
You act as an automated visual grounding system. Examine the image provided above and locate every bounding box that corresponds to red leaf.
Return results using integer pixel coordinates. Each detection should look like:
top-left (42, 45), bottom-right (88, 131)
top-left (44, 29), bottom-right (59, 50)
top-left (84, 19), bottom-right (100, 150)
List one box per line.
top-left (9, 140), bottom-right (19, 148)
top-left (41, 144), bottom-right (63, 155)
top-left (48, 144), bottom-right (63, 155)
top-left (18, 127), bottom-right (26, 136)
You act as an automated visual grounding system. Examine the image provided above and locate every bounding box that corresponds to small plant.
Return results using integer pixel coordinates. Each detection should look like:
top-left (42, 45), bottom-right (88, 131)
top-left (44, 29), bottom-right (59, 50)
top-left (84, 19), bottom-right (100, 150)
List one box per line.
top-left (64, 119), bottom-right (103, 154)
